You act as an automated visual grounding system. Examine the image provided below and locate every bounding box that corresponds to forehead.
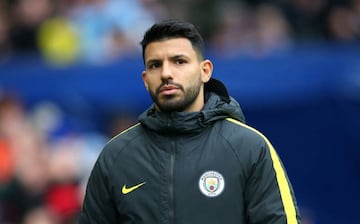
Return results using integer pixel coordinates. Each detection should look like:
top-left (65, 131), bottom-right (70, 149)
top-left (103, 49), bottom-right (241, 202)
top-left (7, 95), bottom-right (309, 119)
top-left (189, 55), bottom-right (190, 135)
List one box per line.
top-left (144, 38), bottom-right (197, 60)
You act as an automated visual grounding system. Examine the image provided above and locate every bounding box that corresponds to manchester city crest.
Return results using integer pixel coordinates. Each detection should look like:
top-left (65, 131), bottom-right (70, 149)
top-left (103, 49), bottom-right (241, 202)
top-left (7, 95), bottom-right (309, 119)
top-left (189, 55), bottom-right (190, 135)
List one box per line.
top-left (199, 171), bottom-right (225, 197)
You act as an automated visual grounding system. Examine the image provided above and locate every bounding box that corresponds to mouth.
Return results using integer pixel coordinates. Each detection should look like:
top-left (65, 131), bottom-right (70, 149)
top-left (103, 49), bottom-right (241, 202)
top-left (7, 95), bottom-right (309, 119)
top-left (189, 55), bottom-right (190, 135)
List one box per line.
top-left (159, 85), bottom-right (180, 95)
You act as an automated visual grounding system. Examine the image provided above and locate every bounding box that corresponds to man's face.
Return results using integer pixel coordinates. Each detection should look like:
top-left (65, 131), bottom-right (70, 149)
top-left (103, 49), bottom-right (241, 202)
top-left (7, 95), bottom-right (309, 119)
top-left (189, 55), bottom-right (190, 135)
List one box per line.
top-left (142, 38), bottom-right (212, 112)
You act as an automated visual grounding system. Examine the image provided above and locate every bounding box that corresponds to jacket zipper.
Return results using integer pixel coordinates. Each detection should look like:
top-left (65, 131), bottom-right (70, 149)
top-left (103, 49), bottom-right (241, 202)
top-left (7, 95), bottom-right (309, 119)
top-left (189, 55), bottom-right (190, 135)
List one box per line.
top-left (168, 140), bottom-right (176, 224)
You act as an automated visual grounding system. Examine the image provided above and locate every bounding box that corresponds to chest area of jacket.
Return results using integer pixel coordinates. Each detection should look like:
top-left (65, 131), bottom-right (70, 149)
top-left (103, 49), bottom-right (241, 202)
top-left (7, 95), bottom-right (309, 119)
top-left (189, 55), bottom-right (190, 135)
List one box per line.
top-left (109, 131), bottom-right (247, 217)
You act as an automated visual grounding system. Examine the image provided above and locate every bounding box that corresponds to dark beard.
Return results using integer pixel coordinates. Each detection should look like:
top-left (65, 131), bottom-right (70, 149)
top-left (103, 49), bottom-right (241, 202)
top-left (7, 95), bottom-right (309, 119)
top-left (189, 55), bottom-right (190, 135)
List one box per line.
top-left (150, 79), bottom-right (202, 112)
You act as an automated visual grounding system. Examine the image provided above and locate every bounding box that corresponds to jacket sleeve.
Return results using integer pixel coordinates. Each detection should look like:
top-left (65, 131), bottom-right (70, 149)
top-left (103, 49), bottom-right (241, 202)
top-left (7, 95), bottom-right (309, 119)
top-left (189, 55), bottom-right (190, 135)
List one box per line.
top-left (78, 155), bottom-right (118, 224)
top-left (244, 138), bottom-right (301, 224)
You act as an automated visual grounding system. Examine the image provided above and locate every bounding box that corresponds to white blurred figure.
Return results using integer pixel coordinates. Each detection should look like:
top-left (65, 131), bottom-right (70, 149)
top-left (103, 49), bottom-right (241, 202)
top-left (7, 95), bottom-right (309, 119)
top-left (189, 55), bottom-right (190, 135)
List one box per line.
top-left (65, 0), bottom-right (166, 64)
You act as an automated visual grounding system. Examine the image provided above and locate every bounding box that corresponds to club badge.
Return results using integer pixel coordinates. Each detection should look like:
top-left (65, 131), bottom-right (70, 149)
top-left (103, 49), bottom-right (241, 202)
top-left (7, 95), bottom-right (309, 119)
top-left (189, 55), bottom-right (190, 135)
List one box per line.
top-left (199, 170), bottom-right (225, 197)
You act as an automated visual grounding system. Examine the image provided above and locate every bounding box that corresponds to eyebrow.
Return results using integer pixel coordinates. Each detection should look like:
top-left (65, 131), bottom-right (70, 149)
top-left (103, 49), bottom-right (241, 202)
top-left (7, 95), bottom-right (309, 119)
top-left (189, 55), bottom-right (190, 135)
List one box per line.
top-left (146, 54), bottom-right (190, 66)
top-left (146, 54), bottom-right (190, 64)
top-left (172, 54), bottom-right (191, 61)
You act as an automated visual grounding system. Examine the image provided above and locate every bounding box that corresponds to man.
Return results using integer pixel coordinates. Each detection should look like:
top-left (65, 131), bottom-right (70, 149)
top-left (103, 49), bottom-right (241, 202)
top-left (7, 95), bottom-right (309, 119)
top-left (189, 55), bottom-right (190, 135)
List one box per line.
top-left (79, 19), bottom-right (301, 224)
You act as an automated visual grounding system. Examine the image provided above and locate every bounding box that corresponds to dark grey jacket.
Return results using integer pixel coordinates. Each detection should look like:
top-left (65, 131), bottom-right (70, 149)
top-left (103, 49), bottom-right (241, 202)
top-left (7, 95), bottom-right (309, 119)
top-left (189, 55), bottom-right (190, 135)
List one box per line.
top-left (79, 79), bottom-right (301, 224)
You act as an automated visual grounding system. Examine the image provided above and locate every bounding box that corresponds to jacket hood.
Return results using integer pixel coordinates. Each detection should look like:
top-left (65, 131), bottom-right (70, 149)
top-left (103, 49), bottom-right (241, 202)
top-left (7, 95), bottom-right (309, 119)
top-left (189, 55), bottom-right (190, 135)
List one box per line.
top-left (138, 78), bottom-right (245, 134)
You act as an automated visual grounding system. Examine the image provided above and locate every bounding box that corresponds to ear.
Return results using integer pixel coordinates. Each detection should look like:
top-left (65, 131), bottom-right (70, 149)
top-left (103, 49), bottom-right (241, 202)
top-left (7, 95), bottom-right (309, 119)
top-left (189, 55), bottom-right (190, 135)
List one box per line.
top-left (142, 70), bottom-right (149, 91)
top-left (201, 59), bottom-right (213, 83)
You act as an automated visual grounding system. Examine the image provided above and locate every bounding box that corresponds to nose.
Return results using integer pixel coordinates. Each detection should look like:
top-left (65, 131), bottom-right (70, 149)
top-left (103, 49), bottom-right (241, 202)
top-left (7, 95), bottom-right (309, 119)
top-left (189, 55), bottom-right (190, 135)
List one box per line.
top-left (160, 61), bottom-right (172, 81)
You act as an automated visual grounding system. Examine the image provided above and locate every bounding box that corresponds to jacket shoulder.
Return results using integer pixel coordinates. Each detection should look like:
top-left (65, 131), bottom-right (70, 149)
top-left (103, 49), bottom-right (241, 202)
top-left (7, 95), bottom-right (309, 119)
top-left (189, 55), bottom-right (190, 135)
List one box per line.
top-left (219, 118), bottom-right (269, 147)
top-left (99, 123), bottom-right (144, 162)
top-left (215, 117), bottom-right (275, 168)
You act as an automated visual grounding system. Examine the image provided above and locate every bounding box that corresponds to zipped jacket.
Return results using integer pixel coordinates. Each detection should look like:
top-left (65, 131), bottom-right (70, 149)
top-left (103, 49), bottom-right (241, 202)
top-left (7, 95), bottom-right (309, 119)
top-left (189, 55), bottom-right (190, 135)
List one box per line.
top-left (79, 79), bottom-right (301, 224)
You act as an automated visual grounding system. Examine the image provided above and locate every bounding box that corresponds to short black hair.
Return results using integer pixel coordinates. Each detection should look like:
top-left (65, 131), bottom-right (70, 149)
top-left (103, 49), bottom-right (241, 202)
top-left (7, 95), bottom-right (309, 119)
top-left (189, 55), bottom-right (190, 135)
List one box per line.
top-left (140, 19), bottom-right (205, 63)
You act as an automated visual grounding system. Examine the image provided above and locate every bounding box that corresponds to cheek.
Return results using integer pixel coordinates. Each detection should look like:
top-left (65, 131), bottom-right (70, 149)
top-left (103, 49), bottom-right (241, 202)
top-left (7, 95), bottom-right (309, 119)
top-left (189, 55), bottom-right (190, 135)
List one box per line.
top-left (145, 79), bottom-right (160, 93)
top-left (189, 68), bottom-right (203, 84)
top-left (143, 78), bottom-right (149, 91)
top-left (143, 73), bottom-right (157, 90)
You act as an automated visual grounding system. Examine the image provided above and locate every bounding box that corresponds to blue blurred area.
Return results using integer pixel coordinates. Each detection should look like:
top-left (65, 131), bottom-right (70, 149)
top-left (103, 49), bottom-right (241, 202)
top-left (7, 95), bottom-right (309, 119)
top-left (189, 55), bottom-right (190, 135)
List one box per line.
top-left (1, 43), bottom-right (360, 223)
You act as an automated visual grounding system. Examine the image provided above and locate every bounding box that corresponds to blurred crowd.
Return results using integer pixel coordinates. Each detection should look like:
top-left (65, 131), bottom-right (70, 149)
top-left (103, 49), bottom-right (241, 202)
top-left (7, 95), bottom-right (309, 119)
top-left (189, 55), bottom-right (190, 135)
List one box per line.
top-left (0, 93), bottom-right (137, 224)
top-left (0, 0), bottom-right (360, 65)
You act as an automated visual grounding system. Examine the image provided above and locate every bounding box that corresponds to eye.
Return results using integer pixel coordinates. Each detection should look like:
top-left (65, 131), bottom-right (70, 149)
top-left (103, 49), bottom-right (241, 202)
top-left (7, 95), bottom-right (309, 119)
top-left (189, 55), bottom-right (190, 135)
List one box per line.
top-left (176, 59), bottom-right (186, 64)
top-left (148, 62), bottom-right (161, 69)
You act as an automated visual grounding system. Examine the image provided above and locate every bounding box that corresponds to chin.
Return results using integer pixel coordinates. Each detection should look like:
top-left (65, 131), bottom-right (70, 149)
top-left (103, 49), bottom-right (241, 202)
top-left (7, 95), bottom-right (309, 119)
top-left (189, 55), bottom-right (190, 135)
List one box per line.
top-left (158, 101), bottom-right (186, 112)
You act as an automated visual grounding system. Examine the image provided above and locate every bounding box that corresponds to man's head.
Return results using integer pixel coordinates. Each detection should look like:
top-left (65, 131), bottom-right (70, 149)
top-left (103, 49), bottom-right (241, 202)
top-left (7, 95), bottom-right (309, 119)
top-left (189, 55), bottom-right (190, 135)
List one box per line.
top-left (140, 19), bottom-right (213, 113)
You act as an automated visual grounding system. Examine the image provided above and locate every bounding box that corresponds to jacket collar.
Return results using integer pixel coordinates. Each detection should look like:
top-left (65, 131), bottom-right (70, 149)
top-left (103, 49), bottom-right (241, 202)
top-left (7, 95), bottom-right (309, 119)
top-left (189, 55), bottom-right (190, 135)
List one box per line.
top-left (138, 79), bottom-right (245, 134)
top-left (204, 78), bottom-right (230, 103)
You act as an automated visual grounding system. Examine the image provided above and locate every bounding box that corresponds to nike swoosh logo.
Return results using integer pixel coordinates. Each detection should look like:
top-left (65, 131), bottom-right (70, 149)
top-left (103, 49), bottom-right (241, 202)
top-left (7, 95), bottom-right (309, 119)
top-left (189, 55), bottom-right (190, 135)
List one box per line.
top-left (122, 182), bottom-right (146, 194)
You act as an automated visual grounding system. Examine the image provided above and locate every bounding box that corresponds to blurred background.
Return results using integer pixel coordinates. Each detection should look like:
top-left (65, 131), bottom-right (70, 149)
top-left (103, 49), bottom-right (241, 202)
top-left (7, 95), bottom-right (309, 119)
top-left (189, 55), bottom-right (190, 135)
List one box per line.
top-left (0, 0), bottom-right (360, 223)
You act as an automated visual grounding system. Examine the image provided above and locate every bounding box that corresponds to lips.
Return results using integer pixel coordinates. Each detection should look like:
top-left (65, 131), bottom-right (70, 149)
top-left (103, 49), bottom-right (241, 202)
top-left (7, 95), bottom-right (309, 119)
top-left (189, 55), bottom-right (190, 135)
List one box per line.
top-left (159, 85), bottom-right (180, 95)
